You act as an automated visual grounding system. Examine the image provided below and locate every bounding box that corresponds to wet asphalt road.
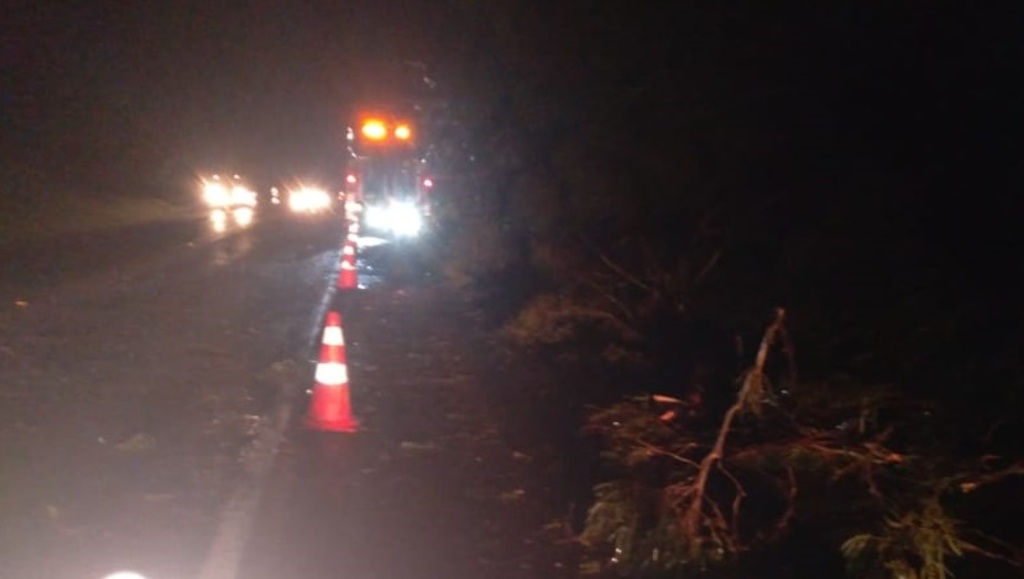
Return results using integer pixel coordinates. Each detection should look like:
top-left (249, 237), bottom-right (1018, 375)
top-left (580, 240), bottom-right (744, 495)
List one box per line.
top-left (1, 207), bottom-right (578, 579)
top-left (0, 208), bottom-right (346, 579)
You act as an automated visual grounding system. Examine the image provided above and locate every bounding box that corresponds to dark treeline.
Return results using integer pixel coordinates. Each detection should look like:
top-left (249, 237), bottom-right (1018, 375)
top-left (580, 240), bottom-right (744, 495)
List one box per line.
top-left (417, 3), bottom-right (1023, 577)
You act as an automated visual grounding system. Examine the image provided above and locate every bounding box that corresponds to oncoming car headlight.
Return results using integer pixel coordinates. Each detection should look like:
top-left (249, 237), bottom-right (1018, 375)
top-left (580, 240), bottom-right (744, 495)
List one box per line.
top-left (233, 206), bottom-right (255, 226)
top-left (203, 182), bottom-right (229, 206)
top-left (288, 187), bottom-right (331, 213)
top-left (230, 185), bottom-right (257, 207)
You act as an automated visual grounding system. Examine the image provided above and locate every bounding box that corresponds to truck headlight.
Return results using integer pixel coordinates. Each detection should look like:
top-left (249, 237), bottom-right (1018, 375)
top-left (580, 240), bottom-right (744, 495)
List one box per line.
top-left (365, 204), bottom-right (390, 229)
top-left (364, 201), bottom-right (423, 237)
top-left (389, 201), bottom-right (423, 237)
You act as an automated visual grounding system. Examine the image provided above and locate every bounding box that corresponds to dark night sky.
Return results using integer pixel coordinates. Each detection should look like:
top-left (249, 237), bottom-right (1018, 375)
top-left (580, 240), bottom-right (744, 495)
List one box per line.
top-left (2, 2), bottom-right (1022, 203)
top-left (2, 0), bottom-right (457, 191)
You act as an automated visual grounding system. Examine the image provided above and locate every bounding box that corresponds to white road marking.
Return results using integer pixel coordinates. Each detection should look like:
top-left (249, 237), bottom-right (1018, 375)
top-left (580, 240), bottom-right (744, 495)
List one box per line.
top-left (196, 246), bottom-right (341, 579)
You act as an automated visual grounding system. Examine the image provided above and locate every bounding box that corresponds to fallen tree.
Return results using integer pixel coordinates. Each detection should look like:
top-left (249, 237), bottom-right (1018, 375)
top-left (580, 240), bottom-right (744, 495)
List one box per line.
top-left (579, 309), bottom-right (1024, 578)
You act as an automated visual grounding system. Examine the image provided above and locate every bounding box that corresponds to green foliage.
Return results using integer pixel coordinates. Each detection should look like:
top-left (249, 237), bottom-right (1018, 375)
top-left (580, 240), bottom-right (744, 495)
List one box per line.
top-left (502, 292), bottom-right (644, 355)
top-left (581, 480), bottom-right (731, 577)
top-left (841, 499), bottom-right (964, 579)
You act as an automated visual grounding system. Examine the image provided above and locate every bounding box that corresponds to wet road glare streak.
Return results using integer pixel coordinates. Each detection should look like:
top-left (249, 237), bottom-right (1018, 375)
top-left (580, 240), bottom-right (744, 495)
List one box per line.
top-left (197, 242), bottom-right (342, 579)
top-left (305, 254), bottom-right (343, 350)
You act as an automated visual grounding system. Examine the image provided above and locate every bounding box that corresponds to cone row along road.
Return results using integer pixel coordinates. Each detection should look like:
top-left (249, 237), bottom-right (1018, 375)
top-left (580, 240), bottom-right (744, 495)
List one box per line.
top-left (0, 209), bottom-right (577, 579)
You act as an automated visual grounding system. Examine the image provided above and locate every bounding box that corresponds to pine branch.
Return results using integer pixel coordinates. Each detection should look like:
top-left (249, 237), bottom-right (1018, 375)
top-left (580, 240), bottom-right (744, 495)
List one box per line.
top-left (598, 251), bottom-right (656, 294)
top-left (628, 436), bottom-right (701, 470)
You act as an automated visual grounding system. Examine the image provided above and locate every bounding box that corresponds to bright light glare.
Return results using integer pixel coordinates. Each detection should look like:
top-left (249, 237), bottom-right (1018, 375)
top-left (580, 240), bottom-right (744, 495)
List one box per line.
top-left (365, 201), bottom-right (423, 237)
top-left (361, 120), bottom-right (387, 140)
top-left (233, 206), bottom-right (254, 226)
top-left (422, 177), bottom-right (433, 188)
top-left (390, 201), bottom-right (423, 237)
top-left (230, 185), bottom-right (257, 206)
top-left (394, 124), bottom-right (411, 140)
top-left (288, 187), bottom-right (331, 213)
top-left (345, 174), bottom-right (357, 184)
top-left (365, 205), bottom-right (390, 230)
top-left (210, 208), bottom-right (228, 233)
top-left (203, 182), bottom-right (229, 206)
top-left (203, 177), bottom-right (256, 208)
top-left (103, 572), bottom-right (148, 579)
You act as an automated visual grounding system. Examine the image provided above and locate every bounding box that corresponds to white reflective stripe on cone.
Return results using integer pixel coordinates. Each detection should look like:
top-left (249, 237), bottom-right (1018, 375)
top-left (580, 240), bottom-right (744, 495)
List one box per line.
top-left (341, 260), bottom-right (356, 270)
top-left (322, 325), bottom-right (344, 346)
top-left (315, 362), bottom-right (348, 386)
top-left (343, 245), bottom-right (356, 256)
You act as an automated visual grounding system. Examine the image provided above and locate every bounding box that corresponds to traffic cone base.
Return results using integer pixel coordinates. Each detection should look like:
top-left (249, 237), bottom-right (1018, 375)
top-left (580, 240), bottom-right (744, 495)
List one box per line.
top-left (305, 311), bottom-right (359, 433)
top-left (304, 395), bottom-right (360, 432)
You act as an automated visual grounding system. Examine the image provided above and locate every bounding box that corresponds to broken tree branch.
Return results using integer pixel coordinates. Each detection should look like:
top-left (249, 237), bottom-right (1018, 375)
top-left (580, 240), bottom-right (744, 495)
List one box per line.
top-left (681, 308), bottom-right (788, 540)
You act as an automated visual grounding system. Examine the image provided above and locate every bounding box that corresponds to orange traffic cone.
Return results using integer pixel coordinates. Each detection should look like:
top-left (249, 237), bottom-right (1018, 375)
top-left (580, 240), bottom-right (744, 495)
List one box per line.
top-left (304, 311), bottom-right (359, 432)
top-left (337, 242), bottom-right (358, 289)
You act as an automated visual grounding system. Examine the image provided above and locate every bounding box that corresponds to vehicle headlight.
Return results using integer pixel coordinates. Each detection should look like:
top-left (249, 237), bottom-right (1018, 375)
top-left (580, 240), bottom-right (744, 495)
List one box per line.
top-left (389, 201), bottom-right (423, 237)
top-left (231, 185), bottom-right (257, 206)
top-left (365, 201), bottom-right (423, 236)
top-left (233, 206), bottom-right (255, 226)
top-left (203, 182), bottom-right (229, 206)
top-left (365, 204), bottom-right (390, 229)
top-left (309, 189), bottom-right (330, 209)
top-left (288, 187), bottom-right (330, 212)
